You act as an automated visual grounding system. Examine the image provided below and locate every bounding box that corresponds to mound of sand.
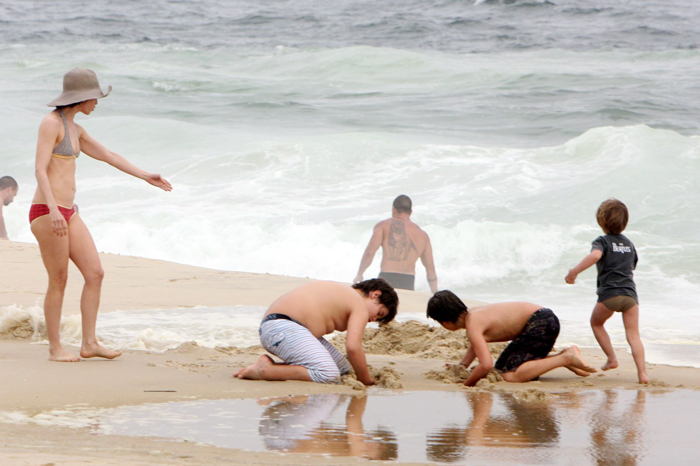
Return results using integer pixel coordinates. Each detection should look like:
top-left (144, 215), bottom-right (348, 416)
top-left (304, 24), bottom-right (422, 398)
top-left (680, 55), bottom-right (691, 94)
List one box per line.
top-left (425, 363), bottom-right (471, 383)
top-left (167, 341), bottom-right (221, 356)
top-left (0, 319), bottom-right (35, 339)
top-left (168, 341), bottom-right (202, 354)
top-left (331, 320), bottom-right (507, 360)
top-left (0, 305), bottom-right (46, 339)
top-left (425, 364), bottom-right (504, 385)
top-left (512, 388), bottom-right (554, 402)
top-left (341, 365), bottom-right (403, 390)
top-left (370, 365), bottom-right (403, 389)
top-left (341, 374), bottom-right (366, 390)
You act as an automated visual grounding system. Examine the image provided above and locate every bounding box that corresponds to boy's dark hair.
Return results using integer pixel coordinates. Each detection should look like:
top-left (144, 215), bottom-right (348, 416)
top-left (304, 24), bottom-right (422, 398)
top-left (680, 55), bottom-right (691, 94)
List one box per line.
top-left (0, 176), bottom-right (18, 190)
top-left (392, 195), bottom-right (412, 214)
top-left (352, 278), bottom-right (399, 324)
top-left (596, 198), bottom-right (629, 235)
top-left (427, 290), bottom-right (468, 324)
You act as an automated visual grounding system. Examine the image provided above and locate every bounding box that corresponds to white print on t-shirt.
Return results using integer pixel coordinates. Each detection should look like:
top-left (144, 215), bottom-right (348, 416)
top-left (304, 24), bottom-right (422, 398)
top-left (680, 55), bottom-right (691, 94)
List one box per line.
top-left (612, 243), bottom-right (632, 253)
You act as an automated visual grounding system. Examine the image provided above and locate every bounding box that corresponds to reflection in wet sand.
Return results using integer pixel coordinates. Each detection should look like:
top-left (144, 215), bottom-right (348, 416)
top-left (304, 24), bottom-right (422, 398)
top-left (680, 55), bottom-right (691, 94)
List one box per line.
top-left (589, 390), bottom-right (647, 466)
top-left (426, 391), bottom-right (559, 463)
top-left (259, 394), bottom-right (397, 460)
top-left (4, 389), bottom-right (700, 465)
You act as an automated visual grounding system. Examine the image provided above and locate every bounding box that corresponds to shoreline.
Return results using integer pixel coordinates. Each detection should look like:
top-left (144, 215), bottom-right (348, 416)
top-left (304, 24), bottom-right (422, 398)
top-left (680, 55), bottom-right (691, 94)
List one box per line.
top-left (1, 240), bottom-right (699, 465)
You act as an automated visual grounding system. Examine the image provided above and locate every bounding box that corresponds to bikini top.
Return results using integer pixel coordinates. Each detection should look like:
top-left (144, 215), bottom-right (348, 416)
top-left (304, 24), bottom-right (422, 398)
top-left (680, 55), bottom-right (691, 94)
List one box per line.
top-left (52, 109), bottom-right (80, 159)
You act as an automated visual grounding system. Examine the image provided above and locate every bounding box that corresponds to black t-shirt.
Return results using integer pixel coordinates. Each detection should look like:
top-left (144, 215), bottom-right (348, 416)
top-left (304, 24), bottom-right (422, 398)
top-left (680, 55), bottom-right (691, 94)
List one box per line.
top-left (591, 234), bottom-right (638, 302)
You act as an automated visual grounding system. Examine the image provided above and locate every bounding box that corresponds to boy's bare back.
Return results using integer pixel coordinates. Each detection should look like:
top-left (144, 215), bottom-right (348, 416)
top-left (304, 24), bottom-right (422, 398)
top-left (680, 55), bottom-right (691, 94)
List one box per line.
top-left (466, 302), bottom-right (543, 343)
top-left (266, 281), bottom-right (365, 338)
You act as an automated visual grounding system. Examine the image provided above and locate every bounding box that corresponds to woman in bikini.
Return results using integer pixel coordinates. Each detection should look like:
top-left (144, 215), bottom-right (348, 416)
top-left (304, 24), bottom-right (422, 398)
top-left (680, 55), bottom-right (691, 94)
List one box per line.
top-left (31, 67), bottom-right (172, 362)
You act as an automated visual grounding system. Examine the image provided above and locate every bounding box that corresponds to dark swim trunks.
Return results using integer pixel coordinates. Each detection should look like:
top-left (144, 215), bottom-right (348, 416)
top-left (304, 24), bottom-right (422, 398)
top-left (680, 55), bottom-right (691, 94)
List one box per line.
top-left (378, 272), bottom-right (415, 291)
top-left (494, 308), bottom-right (560, 374)
top-left (261, 313), bottom-right (305, 327)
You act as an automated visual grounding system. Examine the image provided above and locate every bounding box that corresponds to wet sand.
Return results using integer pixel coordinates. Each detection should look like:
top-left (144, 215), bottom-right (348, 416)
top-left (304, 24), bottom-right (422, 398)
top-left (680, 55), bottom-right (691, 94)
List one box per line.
top-left (7, 390), bottom-right (695, 465)
top-left (1, 240), bottom-right (699, 465)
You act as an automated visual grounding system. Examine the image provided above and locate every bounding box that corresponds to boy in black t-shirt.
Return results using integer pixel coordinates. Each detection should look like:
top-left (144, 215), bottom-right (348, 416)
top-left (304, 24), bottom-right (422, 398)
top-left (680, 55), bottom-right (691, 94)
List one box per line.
top-left (566, 199), bottom-right (648, 384)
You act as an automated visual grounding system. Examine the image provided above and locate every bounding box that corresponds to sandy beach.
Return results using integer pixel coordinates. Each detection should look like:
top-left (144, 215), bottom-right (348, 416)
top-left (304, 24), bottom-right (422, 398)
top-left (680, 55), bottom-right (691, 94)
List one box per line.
top-left (2, 1), bottom-right (699, 463)
top-left (1, 240), bottom-right (699, 466)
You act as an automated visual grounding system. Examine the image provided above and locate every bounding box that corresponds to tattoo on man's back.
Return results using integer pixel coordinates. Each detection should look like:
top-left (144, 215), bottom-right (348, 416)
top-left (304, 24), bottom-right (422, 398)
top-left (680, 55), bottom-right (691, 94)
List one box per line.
top-left (388, 220), bottom-right (417, 261)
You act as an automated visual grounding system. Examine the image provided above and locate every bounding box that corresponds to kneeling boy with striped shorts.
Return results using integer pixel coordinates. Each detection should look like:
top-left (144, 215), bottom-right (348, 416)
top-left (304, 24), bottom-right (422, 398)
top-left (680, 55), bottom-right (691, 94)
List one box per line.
top-left (234, 279), bottom-right (398, 386)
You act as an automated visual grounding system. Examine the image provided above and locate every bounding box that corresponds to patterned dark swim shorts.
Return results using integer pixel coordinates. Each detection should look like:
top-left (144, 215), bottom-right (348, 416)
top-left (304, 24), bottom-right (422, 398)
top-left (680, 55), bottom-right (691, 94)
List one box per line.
top-left (494, 308), bottom-right (560, 374)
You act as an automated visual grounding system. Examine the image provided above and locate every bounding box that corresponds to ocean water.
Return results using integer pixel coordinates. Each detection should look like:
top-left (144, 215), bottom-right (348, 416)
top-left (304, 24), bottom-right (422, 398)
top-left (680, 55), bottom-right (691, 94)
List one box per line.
top-left (1, 1), bottom-right (699, 365)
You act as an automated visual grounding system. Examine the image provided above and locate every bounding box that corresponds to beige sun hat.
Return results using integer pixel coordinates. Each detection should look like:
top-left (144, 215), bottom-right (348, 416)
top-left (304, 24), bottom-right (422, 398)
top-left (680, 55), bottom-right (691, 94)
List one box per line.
top-left (47, 67), bottom-right (112, 107)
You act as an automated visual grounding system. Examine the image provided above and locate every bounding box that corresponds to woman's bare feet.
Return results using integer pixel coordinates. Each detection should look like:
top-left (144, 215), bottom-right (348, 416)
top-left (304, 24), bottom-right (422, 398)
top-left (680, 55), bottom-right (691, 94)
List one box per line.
top-left (638, 372), bottom-right (649, 384)
top-left (80, 343), bottom-right (122, 360)
top-left (601, 359), bottom-right (619, 371)
top-left (565, 346), bottom-right (597, 374)
top-left (49, 347), bottom-right (81, 362)
top-left (234, 354), bottom-right (274, 379)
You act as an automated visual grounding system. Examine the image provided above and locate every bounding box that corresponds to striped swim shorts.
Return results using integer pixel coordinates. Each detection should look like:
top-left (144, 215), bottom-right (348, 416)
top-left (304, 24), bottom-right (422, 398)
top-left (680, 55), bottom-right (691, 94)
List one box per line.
top-left (259, 315), bottom-right (352, 383)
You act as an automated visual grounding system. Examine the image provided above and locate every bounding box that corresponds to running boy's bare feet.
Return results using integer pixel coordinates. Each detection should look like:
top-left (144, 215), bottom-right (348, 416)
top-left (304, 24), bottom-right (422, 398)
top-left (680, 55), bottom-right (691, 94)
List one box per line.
top-left (49, 347), bottom-right (81, 362)
top-left (80, 343), bottom-right (122, 360)
top-left (601, 359), bottom-right (619, 371)
top-left (234, 354), bottom-right (274, 379)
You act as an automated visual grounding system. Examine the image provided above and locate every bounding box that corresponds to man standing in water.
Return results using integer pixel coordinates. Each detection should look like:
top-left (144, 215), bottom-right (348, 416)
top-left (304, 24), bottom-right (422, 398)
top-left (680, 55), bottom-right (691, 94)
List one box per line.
top-left (0, 176), bottom-right (18, 240)
top-left (354, 195), bottom-right (438, 293)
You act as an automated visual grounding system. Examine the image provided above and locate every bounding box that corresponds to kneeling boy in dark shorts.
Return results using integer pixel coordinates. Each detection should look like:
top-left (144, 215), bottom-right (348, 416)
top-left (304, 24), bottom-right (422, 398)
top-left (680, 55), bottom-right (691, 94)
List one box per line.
top-left (427, 291), bottom-right (596, 386)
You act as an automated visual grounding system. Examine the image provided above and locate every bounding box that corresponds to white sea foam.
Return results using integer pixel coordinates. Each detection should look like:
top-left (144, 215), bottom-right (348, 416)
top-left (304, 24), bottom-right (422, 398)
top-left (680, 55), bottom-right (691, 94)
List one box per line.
top-left (4, 126), bottom-right (699, 349)
top-left (0, 305), bottom-right (267, 352)
top-left (95, 307), bottom-right (266, 352)
top-left (0, 304), bottom-right (83, 343)
top-left (4, 301), bottom-right (698, 370)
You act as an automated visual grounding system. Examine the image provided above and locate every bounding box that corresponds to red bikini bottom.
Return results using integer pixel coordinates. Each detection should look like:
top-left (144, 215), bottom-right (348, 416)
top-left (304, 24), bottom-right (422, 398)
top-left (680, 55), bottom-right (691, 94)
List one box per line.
top-left (29, 204), bottom-right (76, 224)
